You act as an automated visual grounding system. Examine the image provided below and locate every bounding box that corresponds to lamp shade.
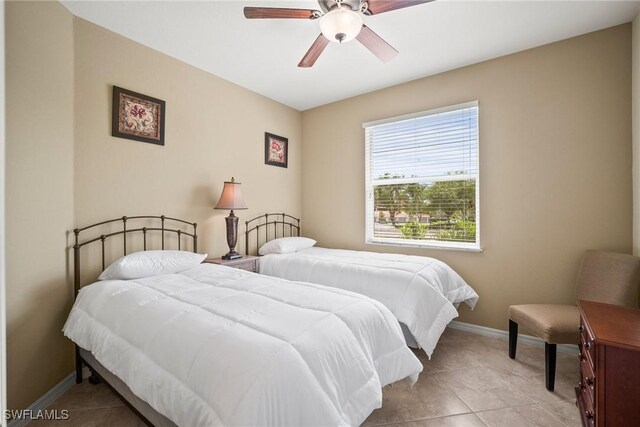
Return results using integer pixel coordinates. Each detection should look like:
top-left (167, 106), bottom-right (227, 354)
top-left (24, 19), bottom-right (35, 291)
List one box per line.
top-left (319, 7), bottom-right (363, 43)
top-left (214, 178), bottom-right (247, 210)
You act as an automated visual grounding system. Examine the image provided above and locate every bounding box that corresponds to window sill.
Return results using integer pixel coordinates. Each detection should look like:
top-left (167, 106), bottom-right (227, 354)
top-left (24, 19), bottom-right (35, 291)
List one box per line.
top-left (366, 239), bottom-right (483, 253)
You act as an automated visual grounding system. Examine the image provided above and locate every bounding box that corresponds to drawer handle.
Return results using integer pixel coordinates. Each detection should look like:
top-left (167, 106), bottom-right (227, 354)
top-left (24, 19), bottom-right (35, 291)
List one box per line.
top-left (578, 325), bottom-right (584, 332)
top-left (586, 411), bottom-right (594, 420)
top-left (584, 342), bottom-right (591, 350)
top-left (578, 352), bottom-right (585, 361)
top-left (585, 377), bottom-right (594, 386)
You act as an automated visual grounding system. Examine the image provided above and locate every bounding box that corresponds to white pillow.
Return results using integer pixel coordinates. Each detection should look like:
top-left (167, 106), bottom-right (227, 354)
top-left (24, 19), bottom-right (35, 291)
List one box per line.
top-left (259, 237), bottom-right (316, 255)
top-left (98, 250), bottom-right (207, 280)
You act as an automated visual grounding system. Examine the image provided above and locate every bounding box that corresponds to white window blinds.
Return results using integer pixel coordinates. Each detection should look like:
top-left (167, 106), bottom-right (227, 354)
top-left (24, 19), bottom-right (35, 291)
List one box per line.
top-left (364, 101), bottom-right (479, 250)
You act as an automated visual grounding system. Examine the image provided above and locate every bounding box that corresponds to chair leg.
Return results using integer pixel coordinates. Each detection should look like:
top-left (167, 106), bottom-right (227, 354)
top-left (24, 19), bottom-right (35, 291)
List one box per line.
top-left (508, 319), bottom-right (518, 359)
top-left (545, 342), bottom-right (557, 391)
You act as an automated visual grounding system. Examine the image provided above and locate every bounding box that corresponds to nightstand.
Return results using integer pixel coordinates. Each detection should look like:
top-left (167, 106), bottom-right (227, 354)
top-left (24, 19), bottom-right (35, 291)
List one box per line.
top-left (203, 255), bottom-right (259, 273)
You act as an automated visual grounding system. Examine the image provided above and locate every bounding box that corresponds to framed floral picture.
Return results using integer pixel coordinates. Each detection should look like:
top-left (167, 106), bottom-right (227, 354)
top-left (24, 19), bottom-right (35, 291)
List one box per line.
top-left (112, 86), bottom-right (165, 146)
top-left (264, 132), bottom-right (288, 168)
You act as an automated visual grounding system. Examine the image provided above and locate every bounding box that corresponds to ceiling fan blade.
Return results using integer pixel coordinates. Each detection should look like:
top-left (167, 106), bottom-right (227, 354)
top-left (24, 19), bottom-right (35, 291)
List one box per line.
top-left (356, 25), bottom-right (398, 63)
top-left (365, 0), bottom-right (434, 15)
top-left (298, 34), bottom-right (330, 68)
top-left (243, 7), bottom-right (320, 19)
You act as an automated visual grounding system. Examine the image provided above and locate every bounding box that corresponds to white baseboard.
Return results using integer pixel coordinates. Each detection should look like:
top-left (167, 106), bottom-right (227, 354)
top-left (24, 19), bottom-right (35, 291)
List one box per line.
top-left (7, 373), bottom-right (75, 427)
top-left (447, 321), bottom-right (578, 354)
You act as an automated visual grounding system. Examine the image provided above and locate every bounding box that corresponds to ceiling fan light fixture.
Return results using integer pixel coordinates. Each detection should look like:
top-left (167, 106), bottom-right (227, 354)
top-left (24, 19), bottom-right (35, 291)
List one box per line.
top-left (319, 7), bottom-right (363, 43)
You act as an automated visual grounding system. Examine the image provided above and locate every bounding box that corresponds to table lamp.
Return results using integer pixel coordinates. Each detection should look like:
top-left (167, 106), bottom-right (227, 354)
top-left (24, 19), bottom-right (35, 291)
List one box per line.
top-left (214, 177), bottom-right (247, 260)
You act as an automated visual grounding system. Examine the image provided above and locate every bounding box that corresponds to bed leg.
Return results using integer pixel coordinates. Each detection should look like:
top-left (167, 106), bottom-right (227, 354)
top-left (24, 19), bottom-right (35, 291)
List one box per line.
top-left (88, 368), bottom-right (101, 385)
top-left (75, 346), bottom-right (83, 384)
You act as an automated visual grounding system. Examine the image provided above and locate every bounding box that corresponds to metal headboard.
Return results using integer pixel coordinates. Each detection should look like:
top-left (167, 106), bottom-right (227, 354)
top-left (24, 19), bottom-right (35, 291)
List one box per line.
top-left (245, 213), bottom-right (300, 256)
top-left (72, 215), bottom-right (198, 296)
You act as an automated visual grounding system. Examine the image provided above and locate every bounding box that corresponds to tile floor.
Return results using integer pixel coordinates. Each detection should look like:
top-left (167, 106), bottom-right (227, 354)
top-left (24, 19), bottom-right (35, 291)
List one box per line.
top-left (30, 328), bottom-right (581, 426)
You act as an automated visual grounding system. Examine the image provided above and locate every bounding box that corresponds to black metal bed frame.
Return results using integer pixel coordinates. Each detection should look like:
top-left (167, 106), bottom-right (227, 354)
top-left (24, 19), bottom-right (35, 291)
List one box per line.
top-left (244, 213), bottom-right (300, 255)
top-left (73, 215), bottom-right (198, 297)
top-left (71, 215), bottom-right (198, 410)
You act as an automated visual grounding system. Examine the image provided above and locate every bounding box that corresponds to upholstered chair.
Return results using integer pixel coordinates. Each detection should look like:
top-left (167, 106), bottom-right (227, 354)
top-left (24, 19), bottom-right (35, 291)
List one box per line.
top-left (508, 250), bottom-right (640, 391)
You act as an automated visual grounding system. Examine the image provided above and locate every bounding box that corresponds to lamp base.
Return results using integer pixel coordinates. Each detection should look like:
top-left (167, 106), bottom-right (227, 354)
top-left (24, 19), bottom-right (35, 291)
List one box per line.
top-left (222, 251), bottom-right (242, 260)
top-left (222, 211), bottom-right (242, 260)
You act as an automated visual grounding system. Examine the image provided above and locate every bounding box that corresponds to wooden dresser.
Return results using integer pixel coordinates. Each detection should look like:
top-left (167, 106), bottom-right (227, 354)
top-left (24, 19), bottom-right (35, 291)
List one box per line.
top-left (576, 300), bottom-right (640, 426)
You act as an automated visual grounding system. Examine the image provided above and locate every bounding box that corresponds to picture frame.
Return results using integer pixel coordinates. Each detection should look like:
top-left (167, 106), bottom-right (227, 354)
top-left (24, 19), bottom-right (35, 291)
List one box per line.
top-left (112, 86), bottom-right (166, 146)
top-left (264, 132), bottom-right (288, 168)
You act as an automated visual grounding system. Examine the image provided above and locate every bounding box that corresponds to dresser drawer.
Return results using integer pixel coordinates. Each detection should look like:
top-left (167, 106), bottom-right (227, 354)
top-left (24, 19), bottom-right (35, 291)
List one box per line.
top-left (575, 385), bottom-right (595, 427)
top-left (579, 351), bottom-right (595, 406)
top-left (203, 256), bottom-right (259, 273)
top-left (234, 259), bottom-right (257, 272)
top-left (579, 321), bottom-right (595, 366)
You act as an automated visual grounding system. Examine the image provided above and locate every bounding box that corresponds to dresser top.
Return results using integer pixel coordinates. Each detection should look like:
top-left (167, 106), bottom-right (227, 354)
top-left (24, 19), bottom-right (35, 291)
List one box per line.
top-left (579, 300), bottom-right (640, 349)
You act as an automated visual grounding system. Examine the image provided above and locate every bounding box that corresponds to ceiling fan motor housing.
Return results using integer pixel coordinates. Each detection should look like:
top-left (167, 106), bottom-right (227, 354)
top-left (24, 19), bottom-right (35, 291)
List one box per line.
top-left (318, 0), bottom-right (364, 13)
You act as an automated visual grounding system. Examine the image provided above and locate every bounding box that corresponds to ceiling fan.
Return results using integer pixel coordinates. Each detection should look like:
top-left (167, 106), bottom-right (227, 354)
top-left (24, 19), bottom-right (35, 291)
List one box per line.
top-left (244, 0), bottom-right (433, 68)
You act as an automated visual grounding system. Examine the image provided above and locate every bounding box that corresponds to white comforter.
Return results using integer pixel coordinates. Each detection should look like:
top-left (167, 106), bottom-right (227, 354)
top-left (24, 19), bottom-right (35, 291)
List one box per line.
top-left (63, 263), bottom-right (422, 427)
top-left (259, 247), bottom-right (479, 357)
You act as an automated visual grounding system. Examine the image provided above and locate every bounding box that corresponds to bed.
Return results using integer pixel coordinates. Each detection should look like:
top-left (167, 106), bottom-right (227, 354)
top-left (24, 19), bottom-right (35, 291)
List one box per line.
top-left (245, 213), bottom-right (479, 357)
top-left (65, 215), bottom-right (423, 427)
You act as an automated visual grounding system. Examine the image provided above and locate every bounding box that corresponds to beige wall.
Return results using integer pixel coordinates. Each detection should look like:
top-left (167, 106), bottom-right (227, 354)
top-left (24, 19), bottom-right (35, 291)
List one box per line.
top-left (6, 1), bottom-right (75, 410)
top-left (301, 25), bottom-right (633, 331)
top-left (633, 13), bottom-right (640, 256)
top-left (73, 18), bottom-right (301, 259)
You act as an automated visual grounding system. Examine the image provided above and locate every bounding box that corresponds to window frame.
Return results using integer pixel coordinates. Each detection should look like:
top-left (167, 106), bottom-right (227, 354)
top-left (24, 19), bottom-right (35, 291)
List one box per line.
top-left (363, 101), bottom-right (481, 252)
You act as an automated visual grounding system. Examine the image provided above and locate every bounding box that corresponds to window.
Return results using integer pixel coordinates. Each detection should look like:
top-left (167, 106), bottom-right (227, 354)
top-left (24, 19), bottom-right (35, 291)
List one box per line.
top-left (364, 101), bottom-right (479, 250)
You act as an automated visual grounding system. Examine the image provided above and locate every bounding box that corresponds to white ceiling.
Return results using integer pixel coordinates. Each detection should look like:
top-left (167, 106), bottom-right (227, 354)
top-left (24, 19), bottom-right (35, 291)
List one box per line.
top-left (61, 0), bottom-right (640, 111)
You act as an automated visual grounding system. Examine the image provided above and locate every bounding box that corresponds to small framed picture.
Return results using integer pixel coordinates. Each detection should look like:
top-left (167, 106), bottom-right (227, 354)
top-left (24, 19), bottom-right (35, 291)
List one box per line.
top-left (112, 86), bottom-right (165, 146)
top-left (264, 132), bottom-right (288, 168)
